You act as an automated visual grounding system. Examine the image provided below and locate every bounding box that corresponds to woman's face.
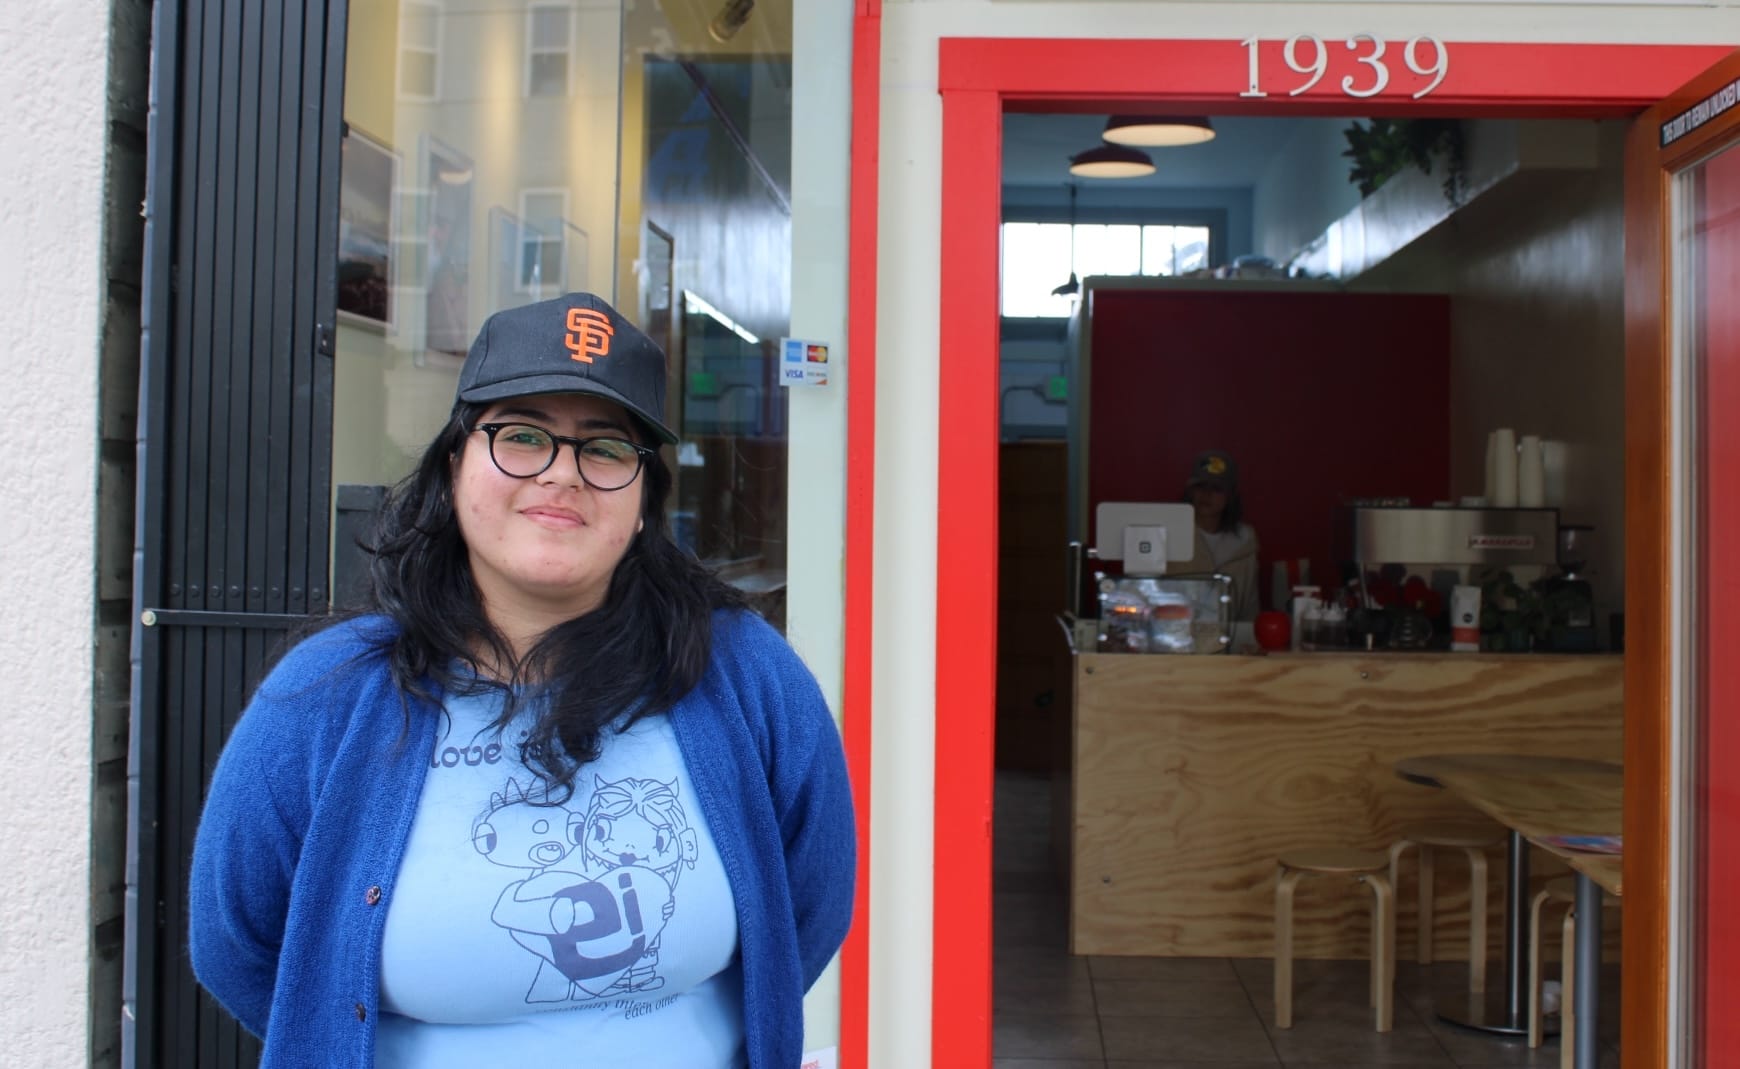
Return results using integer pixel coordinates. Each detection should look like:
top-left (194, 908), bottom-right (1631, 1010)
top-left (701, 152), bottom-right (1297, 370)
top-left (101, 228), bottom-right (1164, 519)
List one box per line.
top-left (1188, 483), bottom-right (1227, 528)
top-left (453, 392), bottom-right (647, 624)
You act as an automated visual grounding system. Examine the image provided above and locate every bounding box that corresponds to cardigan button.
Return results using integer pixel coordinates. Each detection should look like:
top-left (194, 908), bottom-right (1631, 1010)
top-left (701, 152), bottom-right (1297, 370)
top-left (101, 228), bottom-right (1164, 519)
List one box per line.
top-left (365, 885), bottom-right (382, 906)
top-left (355, 1003), bottom-right (367, 1022)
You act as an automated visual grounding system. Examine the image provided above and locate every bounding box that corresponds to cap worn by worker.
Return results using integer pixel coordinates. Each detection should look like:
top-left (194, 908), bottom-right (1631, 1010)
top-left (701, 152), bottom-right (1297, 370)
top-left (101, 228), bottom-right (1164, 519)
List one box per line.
top-left (456, 292), bottom-right (677, 444)
top-left (1188, 450), bottom-right (1238, 491)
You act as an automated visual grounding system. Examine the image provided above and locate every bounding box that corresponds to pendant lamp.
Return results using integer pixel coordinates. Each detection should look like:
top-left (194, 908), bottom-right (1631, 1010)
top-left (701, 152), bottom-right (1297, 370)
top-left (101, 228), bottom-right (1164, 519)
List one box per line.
top-left (1051, 184), bottom-right (1080, 297)
top-left (1101, 115), bottom-right (1216, 147)
top-left (1068, 143), bottom-right (1155, 179)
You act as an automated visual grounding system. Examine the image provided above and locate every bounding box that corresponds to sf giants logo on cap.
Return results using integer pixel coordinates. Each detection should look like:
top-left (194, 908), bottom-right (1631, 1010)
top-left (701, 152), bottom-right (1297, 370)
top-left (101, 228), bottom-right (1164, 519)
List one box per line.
top-left (564, 308), bottom-right (614, 364)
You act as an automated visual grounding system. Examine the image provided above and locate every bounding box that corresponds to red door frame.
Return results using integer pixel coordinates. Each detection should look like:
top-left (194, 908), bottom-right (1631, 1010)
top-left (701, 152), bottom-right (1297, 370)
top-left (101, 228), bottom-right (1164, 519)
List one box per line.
top-left (840, 3), bottom-right (880, 1067)
top-left (1622, 52), bottom-right (1740, 1064)
top-left (923, 36), bottom-right (1732, 1069)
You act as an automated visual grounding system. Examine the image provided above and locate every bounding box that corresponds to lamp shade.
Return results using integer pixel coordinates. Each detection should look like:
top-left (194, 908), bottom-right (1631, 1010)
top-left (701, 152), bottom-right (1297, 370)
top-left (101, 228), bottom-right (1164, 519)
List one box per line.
top-left (1068, 143), bottom-right (1156, 178)
top-left (1101, 115), bottom-right (1216, 147)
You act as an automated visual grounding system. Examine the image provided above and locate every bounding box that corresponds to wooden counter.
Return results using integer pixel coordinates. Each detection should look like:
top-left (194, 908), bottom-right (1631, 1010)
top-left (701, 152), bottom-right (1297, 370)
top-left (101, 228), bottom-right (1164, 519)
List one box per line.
top-left (1068, 651), bottom-right (1623, 959)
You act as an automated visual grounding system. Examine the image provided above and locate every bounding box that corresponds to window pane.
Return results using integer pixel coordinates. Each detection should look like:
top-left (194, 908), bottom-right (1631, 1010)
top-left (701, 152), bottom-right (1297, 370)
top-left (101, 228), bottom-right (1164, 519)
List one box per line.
top-left (399, 52), bottom-right (437, 99)
top-left (1001, 222), bottom-right (1076, 317)
top-left (1073, 224), bottom-right (1141, 278)
top-left (1175, 226), bottom-right (1209, 274)
top-left (401, 5), bottom-right (438, 49)
top-left (528, 54), bottom-right (568, 97)
top-left (1141, 225), bottom-right (1175, 275)
top-left (1142, 224), bottom-right (1212, 276)
top-left (522, 192), bottom-right (565, 227)
top-left (530, 6), bottom-right (570, 40)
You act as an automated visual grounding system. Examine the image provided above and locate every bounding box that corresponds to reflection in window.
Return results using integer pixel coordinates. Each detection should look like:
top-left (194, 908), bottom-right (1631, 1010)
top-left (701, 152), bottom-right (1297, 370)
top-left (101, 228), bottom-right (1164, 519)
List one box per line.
top-left (336, 0), bottom-right (797, 625)
top-left (637, 55), bottom-right (793, 616)
top-left (525, 4), bottom-right (572, 98)
top-left (1000, 221), bottom-right (1214, 317)
top-left (397, 2), bottom-right (440, 102)
top-left (518, 189), bottom-right (568, 295)
top-left (674, 292), bottom-right (787, 585)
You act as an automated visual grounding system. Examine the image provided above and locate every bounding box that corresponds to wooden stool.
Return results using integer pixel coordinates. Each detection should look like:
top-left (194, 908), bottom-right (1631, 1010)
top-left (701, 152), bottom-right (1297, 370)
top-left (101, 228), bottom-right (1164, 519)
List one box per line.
top-left (1388, 822), bottom-right (1504, 992)
top-left (1275, 848), bottom-right (1395, 1033)
top-left (1528, 876), bottom-right (1581, 1069)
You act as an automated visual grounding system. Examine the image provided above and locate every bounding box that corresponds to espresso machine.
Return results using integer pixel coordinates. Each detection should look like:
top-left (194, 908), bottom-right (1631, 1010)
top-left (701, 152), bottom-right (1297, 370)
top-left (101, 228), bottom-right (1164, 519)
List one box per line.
top-left (1335, 505), bottom-right (1562, 648)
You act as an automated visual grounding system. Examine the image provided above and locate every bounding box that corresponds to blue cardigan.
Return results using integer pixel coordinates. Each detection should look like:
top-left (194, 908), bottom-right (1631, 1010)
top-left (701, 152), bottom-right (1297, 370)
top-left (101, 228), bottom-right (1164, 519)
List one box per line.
top-left (189, 611), bottom-right (855, 1068)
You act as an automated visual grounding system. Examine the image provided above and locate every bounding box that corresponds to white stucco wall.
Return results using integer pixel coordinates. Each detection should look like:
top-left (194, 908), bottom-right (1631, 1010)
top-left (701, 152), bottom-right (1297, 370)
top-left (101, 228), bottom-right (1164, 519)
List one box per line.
top-left (871, 4), bottom-right (1740, 1066)
top-left (0, 1), bottom-right (112, 1066)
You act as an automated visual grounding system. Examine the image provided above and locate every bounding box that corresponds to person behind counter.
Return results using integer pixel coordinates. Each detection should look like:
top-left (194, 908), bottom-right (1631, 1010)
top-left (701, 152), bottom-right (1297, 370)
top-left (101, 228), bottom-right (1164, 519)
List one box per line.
top-left (1176, 449), bottom-right (1260, 622)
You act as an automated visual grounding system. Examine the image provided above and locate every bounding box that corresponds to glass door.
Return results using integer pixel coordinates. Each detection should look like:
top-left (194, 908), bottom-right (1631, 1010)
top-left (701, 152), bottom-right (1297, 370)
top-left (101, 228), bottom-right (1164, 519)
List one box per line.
top-left (1627, 48), bottom-right (1740, 1067)
top-left (1684, 110), bottom-right (1740, 1065)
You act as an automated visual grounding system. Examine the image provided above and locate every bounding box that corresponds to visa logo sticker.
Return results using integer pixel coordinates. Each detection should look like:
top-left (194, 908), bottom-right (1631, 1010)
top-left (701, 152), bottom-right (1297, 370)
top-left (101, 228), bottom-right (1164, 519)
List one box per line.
top-left (779, 337), bottom-right (831, 388)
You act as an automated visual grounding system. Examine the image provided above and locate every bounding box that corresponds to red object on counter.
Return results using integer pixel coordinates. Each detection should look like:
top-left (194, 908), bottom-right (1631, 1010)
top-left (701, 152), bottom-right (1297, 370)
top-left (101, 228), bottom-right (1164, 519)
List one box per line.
top-left (1255, 611), bottom-right (1292, 651)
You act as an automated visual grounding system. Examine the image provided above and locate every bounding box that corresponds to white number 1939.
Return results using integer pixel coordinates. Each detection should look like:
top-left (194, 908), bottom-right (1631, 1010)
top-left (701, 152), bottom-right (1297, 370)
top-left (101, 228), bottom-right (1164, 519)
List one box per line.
top-left (1241, 35), bottom-right (1449, 100)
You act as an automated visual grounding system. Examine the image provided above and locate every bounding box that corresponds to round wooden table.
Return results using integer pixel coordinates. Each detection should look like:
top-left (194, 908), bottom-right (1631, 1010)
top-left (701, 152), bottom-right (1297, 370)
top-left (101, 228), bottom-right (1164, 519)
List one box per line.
top-left (1393, 752), bottom-right (1622, 1050)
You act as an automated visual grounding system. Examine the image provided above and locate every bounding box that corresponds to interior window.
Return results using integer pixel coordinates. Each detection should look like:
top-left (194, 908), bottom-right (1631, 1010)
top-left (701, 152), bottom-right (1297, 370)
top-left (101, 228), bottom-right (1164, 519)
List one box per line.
top-left (1000, 220), bottom-right (1214, 317)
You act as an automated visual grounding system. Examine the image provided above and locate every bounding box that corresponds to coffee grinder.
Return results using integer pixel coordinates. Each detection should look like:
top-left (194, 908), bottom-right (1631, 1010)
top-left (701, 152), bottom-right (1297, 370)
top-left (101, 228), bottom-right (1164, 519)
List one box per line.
top-left (1540, 524), bottom-right (1598, 651)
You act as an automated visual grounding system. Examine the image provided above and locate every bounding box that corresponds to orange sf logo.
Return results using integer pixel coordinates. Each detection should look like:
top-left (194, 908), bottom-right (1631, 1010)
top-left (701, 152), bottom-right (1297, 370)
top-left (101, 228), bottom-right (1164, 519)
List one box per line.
top-left (564, 308), bottom-right (614, 364)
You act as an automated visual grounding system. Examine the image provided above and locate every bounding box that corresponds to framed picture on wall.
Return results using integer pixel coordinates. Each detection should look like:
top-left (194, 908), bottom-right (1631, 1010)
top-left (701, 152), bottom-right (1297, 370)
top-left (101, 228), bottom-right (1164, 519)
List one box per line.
top-left (336, 125), bottom-right (397, 330)
top-left (423, 135), bottom-right (474, 360)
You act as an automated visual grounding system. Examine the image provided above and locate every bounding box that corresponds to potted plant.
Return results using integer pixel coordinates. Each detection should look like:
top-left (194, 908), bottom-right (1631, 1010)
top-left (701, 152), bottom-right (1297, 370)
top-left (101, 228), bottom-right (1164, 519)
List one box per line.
top-left (1342, 118), bottom-right (1467, 207)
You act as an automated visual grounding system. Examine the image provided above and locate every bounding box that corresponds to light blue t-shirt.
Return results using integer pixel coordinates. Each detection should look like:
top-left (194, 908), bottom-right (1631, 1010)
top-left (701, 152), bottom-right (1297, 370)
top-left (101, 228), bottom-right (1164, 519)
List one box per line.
top-left (376, 688), bottom-right (745, 1068)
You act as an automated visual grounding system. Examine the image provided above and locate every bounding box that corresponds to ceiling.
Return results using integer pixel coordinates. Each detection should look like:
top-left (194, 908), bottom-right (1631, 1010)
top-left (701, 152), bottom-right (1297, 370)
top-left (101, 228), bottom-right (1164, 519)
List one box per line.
top-left (1001, 114), bottom-right (1347, 191)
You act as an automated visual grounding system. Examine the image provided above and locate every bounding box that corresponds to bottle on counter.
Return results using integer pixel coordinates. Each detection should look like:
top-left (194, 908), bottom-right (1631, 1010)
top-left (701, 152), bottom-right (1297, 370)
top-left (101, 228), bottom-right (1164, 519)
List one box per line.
top-left (1290, 585), bottom-right (1322, 651)
top-left (1320, 603), bottom-right (1348, 649)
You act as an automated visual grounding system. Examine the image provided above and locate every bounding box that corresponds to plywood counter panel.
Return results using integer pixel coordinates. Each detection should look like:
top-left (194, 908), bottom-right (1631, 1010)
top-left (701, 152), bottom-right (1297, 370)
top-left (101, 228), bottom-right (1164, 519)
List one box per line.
top-left (1070, 652), bottom-right (1624, 959)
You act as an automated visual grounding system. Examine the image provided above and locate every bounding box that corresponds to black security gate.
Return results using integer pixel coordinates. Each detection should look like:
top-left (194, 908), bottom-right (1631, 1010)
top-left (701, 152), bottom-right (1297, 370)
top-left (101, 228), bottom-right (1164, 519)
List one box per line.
top-left (130, 1), bottom-right (347, 1066)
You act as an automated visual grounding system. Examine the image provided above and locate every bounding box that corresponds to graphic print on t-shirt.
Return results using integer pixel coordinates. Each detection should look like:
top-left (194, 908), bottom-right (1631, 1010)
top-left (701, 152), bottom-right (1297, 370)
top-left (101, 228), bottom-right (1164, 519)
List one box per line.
top-left (477, 773), bottom-right (699, 1004)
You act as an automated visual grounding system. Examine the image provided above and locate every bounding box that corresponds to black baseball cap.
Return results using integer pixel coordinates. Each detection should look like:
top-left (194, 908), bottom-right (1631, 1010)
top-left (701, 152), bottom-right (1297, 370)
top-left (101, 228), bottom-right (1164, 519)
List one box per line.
top-left (1186, 449), bottom-right (1238, 492)
top-left (455, 292), bottom-right (677, 444)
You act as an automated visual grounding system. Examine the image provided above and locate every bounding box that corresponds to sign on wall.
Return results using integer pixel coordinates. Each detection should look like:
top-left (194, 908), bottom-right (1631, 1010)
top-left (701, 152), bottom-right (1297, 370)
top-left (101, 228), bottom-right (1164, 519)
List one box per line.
top-left (780, 337), bottom-right (831, 387)
top-left (1241, 35), bottom-right (1450, 99)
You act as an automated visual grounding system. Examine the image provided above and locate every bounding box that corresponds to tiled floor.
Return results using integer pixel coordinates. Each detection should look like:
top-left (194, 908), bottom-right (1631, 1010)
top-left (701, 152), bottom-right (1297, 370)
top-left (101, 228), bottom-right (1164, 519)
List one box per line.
top-left (992, 771), bottom-right (1620, 1068)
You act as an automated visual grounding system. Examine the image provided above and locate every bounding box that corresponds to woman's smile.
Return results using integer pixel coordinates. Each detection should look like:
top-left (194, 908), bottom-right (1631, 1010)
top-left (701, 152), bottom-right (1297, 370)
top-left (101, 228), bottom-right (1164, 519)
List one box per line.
top-left (520, 503), bottom-right (587, 530)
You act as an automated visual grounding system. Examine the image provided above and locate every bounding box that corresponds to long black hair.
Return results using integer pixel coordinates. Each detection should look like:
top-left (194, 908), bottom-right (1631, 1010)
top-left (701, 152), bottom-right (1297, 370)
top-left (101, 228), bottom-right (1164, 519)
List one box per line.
top-left (363, 400), bottom-right (748, 798)
top-left (1184, 480), bottom-right (1244, 534)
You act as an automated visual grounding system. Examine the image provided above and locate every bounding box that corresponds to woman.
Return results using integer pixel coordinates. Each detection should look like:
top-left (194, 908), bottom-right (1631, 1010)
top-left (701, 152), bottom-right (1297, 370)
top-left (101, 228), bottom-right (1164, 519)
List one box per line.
top-left (1177, 449), bottom-right (1261, 622)
top-left (188, 293), bottom-right (855, 1068)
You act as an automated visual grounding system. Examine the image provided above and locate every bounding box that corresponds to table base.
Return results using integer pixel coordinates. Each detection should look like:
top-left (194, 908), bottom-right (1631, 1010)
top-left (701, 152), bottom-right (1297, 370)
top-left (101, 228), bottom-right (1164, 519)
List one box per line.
top-left (1431, 986), bottom-right (1555, 1039)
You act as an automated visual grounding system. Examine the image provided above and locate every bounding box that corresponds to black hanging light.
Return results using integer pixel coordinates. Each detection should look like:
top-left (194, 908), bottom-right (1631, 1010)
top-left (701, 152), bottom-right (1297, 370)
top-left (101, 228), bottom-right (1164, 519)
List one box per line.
top-left (1102, 115), bottom-right (1216, 147)
top-left (1067, 143), bottom-right (1155, 178)
top-left (1052, 183), bottom-right (1080, 297)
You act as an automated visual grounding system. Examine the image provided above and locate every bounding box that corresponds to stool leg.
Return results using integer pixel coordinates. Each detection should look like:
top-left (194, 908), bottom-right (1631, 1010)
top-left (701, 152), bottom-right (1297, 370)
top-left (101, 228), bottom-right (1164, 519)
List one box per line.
top-left (1560, 906), bottom-right (1577, 1069)
top-left (1389, 840), bottom-right (1420, 962)
top-left (1363, 871), bottom-right (1395, 1033)
top-left (1369, 891), bottom-right (1379, 1009)
top-left (1420, 845), bottom-right (1438, 965)
top-left (1276, 867), bottom-right (1302, 1029)
top-left (1465, 846), bottom-right (1489, 995)
top-left (1527, 890), bottom-right (1551, 1048)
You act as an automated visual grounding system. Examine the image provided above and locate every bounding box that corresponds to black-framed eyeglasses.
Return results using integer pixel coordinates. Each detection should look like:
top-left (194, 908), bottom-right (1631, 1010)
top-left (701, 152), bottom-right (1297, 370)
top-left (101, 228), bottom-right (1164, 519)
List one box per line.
top-left (473, 422), bottom-right (655, 491)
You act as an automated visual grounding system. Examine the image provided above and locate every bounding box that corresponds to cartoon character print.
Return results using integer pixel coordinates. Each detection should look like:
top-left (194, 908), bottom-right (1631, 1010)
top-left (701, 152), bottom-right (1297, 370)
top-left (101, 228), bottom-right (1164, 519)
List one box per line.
top-left (475, 775), bottom-right (696, 1005)
top-left (578, 775), bottom-right (700, 994)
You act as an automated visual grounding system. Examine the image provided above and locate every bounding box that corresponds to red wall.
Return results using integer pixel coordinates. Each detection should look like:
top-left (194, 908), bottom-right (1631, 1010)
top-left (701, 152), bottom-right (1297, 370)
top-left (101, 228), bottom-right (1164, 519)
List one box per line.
top-left (1087, 287), bottom-right (1452, 608)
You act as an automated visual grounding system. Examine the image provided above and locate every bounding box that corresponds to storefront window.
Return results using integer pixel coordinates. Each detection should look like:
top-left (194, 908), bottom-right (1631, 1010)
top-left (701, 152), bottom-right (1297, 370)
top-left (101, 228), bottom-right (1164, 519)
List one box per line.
top-left (333, 0), bottom-right (795, 618)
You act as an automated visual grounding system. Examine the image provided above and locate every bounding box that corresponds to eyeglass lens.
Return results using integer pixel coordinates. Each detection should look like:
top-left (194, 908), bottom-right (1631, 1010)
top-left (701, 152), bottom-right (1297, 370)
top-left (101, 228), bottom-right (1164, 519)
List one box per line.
top-left (486, 424), bottom-right (643, 490)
